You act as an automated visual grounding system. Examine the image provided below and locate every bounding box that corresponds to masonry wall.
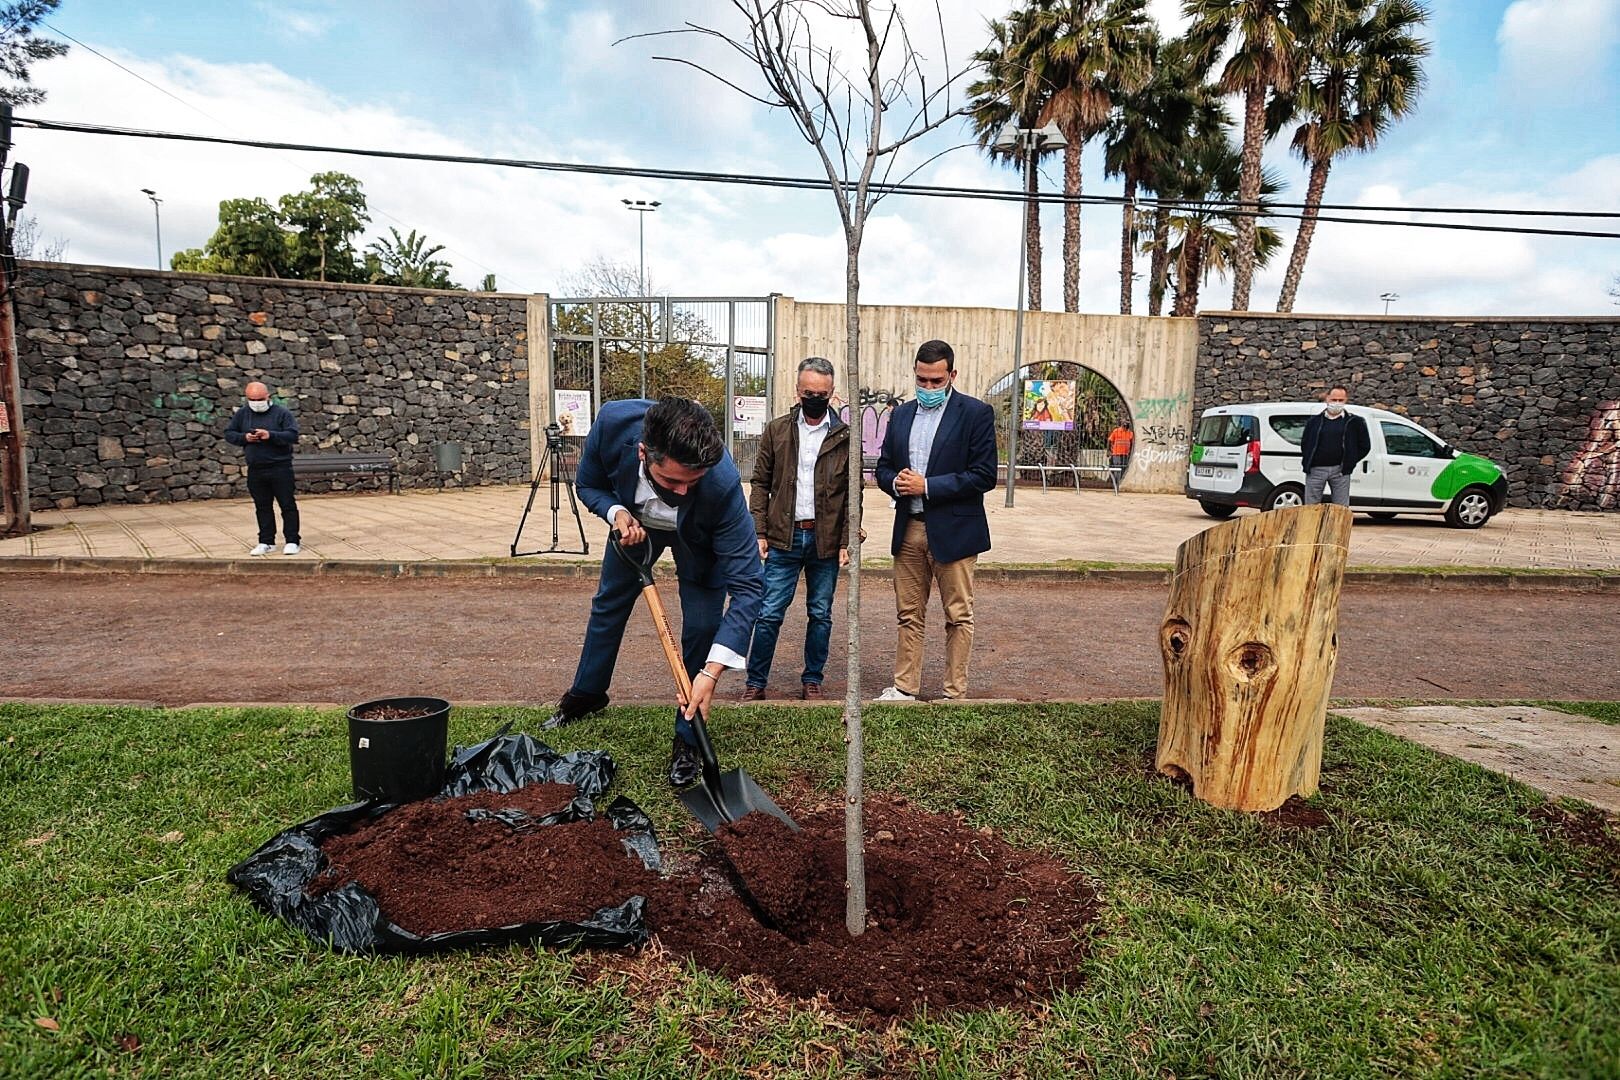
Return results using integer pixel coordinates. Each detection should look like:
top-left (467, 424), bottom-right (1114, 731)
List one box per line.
top-left (16, 263), bottom-right (532, 510)
top-left (1194, 312), bottom-right (1620, 511)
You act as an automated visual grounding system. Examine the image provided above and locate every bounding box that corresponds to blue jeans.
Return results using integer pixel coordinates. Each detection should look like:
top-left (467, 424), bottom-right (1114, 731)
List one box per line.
top-left (746, 526), bottom-right (837, 688)
top-left (570, 529), bottom-right (724, 745)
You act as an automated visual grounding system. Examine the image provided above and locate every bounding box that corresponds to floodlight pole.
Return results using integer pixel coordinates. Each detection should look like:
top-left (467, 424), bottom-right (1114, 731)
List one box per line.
top-left (0, 103), bottom-right (31, 536)
top-left (140, 188), bottom-right (163, 269)
top-left (623, 198), bottom-right (660, 399)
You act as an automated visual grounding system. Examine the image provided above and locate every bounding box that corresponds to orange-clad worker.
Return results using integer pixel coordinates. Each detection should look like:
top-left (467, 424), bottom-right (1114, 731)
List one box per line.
top-left (1107, 419), bottom-right (1134, 479)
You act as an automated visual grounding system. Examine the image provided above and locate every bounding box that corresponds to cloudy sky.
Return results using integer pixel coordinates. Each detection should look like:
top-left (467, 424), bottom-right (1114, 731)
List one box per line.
top-left (16, 0), bottom-right (1620, 316)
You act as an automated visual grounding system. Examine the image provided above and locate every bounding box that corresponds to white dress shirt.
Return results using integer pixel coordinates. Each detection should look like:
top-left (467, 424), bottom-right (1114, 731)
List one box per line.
top-left (907, 391), bottom-right (949, 514)
top-left (794, 410), bottom-right (831, 521)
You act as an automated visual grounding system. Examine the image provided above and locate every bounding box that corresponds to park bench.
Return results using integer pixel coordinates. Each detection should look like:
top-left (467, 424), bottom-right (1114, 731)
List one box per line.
top-left (999, 448), bottom-right (1121, 494)
top-left (291, 451), bottom-right (399, 494)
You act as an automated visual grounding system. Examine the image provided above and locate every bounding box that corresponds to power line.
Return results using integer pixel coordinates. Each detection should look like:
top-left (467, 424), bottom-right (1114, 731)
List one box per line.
top-left (41, 26), bottom-right (521, 288)
top-left (15, 116), bottom-right (1620, 241)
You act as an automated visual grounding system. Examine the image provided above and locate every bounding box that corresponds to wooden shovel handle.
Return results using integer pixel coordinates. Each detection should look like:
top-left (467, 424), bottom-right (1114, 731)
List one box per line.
top-left (641, 582), bottom-right (693, 707)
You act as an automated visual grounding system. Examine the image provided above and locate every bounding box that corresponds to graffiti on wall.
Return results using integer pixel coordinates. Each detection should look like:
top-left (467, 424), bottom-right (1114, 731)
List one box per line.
top-left (1133, 391), bottom-right (1189, 421)
top-left (1132, 391), bottom-right (1192, 466)
top-left (1554, 400), bottom-right (1619, 509)
top-left (835, 388), bottom-right (907, 462)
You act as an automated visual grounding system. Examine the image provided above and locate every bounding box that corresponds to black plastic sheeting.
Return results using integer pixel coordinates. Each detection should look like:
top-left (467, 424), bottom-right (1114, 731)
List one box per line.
top-left (227, 732), bottom-right (660, 954)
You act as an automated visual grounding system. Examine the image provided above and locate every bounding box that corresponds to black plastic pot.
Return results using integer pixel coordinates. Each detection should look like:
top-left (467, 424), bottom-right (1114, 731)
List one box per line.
top-left (346, 696), bottom-right (451, 803)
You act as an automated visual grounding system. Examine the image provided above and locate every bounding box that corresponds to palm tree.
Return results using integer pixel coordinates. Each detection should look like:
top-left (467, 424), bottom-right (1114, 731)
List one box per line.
top-left (366, 227), bottom-right (457, 289)
top-left (1104, 35), bottom-right (1231, 314)
top-left (1273, 0), bottom-right (1428, 312)
top-left (968, 9), bottom-right (1055, 311)
top-left (1151, 135), bottom-right (1284, 315)
top-left (1183, 0), bottom-right (1331, 310)
top-left (1021, 0), bottom-right (1156, 311)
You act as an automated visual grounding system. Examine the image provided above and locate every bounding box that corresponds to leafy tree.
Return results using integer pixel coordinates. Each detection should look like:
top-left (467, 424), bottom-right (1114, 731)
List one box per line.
top-left (1184, 0), bottom-right (1331, 310)
top-left (365, 226), bottom-right (458, 289)
top-left (171, 197), bottom-right (289, 277)
top-left (968, 8), bottom-right (1055, 310)
top-left (1022, 0), bottom-right (1156, 311)
top-left (1272, 0), bottom-right (1428, 312)
top-left (0, 0), bottom-right (67, 106)
top-left (280, 171), bottom-right (369, 282)
top-left (479, 273), bottom-right (497, 291)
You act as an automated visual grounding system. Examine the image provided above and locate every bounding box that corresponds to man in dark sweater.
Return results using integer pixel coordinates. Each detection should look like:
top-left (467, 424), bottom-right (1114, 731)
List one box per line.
top-left (223, 382), bottom-right (301, 555)
top-left (1300, 384), bottom-right (1371, 506)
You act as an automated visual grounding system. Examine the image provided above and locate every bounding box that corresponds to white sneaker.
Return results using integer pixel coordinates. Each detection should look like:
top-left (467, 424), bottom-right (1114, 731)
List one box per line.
top-left (873, 686), bottom-right (917, 702)
top-left (249, 543), bottom-right (273, 556)
top-left (283, 543), bottom-right (301, 555)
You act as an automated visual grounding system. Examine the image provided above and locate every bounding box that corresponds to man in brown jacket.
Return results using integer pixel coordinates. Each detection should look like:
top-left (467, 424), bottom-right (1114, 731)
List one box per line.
top-left (742, 357), bottom-right (851, 700)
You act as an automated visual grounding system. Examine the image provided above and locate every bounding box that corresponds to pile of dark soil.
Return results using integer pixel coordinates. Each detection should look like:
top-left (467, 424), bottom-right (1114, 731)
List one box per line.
top-left (646, 795), bottom-right (1100, 1017)
top-left (309, 783), bottom-right (659, 935)
top-left (307, 786), bottom-right (1099, 1018)
top-left (1529, 802), bottom-right (1620, 879)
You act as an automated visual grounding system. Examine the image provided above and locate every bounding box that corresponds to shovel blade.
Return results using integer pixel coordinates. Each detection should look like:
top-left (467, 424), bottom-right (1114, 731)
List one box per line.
top-left (679, 766), bottom-right (799, 834)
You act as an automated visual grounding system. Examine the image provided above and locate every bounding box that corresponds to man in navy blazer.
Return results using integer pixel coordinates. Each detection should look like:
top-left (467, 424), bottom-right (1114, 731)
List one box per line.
top-left (547, 396), bottom-right (763, 787)
top-left (873, 340), bottom-right (998, 702)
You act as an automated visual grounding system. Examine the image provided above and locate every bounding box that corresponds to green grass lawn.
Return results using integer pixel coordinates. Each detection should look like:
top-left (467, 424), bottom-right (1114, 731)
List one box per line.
top-left (2, 701), bottom-right (1616, 1078)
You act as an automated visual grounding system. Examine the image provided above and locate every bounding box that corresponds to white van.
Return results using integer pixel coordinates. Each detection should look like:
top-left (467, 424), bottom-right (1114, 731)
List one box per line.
top-left (1185, 402), bottom-right (1509, 529)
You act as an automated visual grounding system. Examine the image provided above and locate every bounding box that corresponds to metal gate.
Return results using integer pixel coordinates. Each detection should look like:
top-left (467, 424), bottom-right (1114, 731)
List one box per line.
top-left (547, 295), bottom-right (776, 476)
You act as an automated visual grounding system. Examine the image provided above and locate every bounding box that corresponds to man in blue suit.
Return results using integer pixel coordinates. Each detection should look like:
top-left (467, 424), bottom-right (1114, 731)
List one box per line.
top-left (546, 396), bottom-right (764, 787)
top-left (873, 340), bottom-right (998, 702)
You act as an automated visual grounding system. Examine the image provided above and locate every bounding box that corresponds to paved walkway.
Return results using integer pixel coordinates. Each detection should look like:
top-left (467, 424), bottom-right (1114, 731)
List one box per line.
top-left (3, 486), bottom-right (1617, 570)
top-left (1340, 705), bottom-right (1620, 813)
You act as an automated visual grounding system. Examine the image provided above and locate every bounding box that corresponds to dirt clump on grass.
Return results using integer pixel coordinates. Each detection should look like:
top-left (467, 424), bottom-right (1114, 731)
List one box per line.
top-left (1528, 802), bottom-right (1620, 878)
top-left (645, 794), bottom-right (1100, 1018)
top-left (309, 783), bottom-right (657, 935)
top-left (1258, 795), bottom-right (1333, 829)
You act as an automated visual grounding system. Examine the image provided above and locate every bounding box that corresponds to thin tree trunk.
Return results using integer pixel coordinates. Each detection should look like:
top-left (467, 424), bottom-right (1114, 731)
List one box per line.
top-left (1173, 227), bottom-right (1204, 316)
top-left (1063, 136), bottom-right (1081, 312)
top-left (1148, 201), bottom-right (1171, 316)
top-left (1276, 155), bottom-right (1331, 314)
top-left (1231, 80), bottom-right (1266, 311)
top-left (842, 219), bottom-right (866, 938)
top-left (1120, 176), bottom-right (1136, 315)
top-left (1025, 150), bottom-right (1042, 312)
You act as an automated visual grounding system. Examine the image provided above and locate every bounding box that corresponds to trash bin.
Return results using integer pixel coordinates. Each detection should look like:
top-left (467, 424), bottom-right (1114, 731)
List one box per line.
top-left (431, 442), bottom-right (463, 488)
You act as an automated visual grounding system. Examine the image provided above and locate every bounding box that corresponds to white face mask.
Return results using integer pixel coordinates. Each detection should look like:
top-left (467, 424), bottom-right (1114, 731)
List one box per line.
top-left (247, 399), bottom-right (271, 413)
top-left (1324, 402), bottom-right (1345, 416)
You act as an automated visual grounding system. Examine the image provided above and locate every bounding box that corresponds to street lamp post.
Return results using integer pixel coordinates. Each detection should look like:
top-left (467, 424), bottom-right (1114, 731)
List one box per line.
top-left (622, 198), bottom-right (660, 399)
top-left (992, 121), bottom-right (1065, 508)
top-left (140, 188), bottom-right (162, 269)
top-left (1379, 291), bottom-right (1399, 315)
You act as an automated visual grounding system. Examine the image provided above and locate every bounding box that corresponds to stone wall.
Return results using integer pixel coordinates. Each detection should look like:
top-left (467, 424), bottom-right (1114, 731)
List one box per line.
top-left (16, 263), bottom-right (531, 509)
top-left (1194, 313), bottom-right (1620, 510)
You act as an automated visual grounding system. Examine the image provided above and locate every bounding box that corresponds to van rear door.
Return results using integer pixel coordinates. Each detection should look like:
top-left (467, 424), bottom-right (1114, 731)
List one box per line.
top-left (1189, 412), bottom-right (1253, 496)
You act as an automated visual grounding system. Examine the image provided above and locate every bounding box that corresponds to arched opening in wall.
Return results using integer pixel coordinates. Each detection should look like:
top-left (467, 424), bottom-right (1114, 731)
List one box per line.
top-left (984, 362), bottom-right (1132, 489)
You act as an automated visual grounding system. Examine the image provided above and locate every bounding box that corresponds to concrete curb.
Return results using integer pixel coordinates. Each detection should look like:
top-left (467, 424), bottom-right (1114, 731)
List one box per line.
top-left (0, 554), bottom-right (1614, 590)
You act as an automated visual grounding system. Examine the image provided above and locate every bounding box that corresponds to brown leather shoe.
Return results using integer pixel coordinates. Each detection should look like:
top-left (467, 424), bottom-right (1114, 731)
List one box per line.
top-left (739, 685), bottom-right (766, 702)
top-left (801, 682), bottom-right (824, 700)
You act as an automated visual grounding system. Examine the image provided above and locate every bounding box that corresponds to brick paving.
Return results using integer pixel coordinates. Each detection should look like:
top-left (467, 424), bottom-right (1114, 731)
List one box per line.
top-left (4, 485), bottom-right (1616, 571)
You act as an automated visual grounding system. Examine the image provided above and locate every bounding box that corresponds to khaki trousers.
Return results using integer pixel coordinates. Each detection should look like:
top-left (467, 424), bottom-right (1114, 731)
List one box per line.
top-left (893, 519), bottom-right (976, 698)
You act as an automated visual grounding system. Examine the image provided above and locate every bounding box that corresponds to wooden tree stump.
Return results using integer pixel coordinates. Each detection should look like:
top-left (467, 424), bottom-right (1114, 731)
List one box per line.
top-left (1157, 503), bottom-right (1353, 811)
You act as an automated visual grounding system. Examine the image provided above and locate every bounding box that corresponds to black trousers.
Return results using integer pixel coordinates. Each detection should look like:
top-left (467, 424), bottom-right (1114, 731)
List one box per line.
top-left (247, 464), bottom-right (300, 544)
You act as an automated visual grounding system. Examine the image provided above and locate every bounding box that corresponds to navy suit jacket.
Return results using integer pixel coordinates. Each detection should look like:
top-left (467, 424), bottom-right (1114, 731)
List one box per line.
top-left (875, 391), bottom-right (998, 563)
top-left (573, 399), bottom-right (763, 659)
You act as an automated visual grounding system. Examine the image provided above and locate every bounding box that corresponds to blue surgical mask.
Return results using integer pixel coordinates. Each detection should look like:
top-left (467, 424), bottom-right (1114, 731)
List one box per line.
top-left (915, 386), bottom-right (949, 410)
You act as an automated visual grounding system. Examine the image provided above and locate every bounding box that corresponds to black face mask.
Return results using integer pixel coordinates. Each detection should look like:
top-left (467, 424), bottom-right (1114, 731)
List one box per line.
top-left (646, 465), bottom-right (694, 508)
top-left (799, 393), bottom-right (831, 420)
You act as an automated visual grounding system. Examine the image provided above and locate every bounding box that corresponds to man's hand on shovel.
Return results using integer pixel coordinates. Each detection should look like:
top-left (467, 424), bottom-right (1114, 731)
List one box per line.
top-left (684, 661), bottom-right (724, 721)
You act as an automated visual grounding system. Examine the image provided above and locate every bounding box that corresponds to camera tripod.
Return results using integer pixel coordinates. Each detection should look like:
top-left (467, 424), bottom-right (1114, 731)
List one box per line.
top-left (510, 426), bottom-right (589, 556)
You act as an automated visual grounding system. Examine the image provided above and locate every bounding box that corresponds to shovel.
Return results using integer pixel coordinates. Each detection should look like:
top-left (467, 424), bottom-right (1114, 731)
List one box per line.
top-left (609, 530), bottom-right (798, 835)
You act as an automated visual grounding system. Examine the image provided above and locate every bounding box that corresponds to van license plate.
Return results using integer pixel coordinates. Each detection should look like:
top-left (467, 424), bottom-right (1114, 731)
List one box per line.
top-left (1194, 466), bottom-right (1217, 478)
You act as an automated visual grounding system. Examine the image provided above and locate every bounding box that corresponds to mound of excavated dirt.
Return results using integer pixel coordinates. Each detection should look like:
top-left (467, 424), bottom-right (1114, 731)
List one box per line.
top-left (308, 787), bottom-right (1100, 1018)
top-left (646, 795), bottom-right (1101, 1017)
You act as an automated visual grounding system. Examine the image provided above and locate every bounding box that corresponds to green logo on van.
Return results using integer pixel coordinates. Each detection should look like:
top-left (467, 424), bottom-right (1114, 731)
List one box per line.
top-left (1190, 444), bottom-right (1206, 464)
top-left (1430, 453), bottom-right (1502, 502)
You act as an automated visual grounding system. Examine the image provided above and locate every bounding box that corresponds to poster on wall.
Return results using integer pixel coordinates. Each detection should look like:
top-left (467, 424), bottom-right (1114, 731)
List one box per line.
top-left (733, 395), bottom-right (767, 437)
top-left (553, 389), bottom-right (593, 437)
top-left (1021, 380), bottom-right (1076, 430)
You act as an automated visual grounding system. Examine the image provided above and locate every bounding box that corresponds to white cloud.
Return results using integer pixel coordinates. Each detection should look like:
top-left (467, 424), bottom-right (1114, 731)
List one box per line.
top-left (1497, 0), bottom-right (1620, 96)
